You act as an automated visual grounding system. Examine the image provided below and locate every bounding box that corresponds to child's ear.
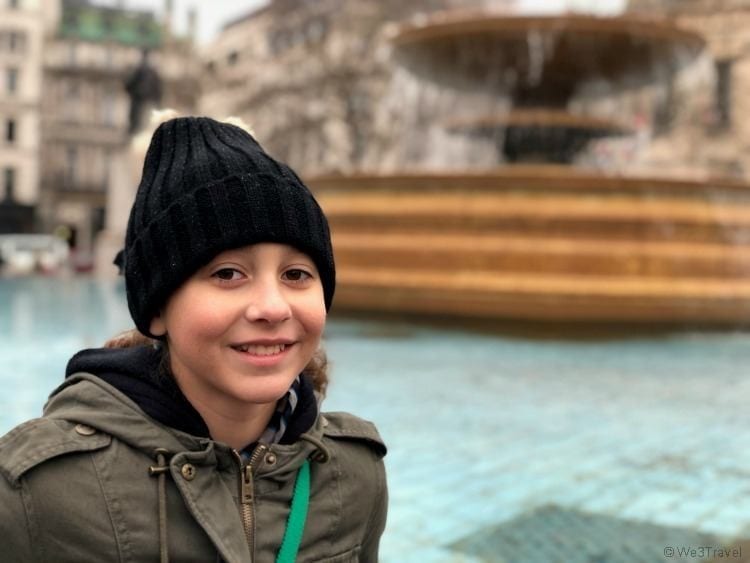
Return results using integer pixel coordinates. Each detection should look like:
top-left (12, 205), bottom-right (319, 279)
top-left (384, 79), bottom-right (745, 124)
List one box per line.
top-left (149, 314), bottom-right (167, 337)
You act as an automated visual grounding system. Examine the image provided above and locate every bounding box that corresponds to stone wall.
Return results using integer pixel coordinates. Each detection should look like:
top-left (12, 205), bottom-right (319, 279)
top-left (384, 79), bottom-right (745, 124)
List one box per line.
top-left (200, 0), bottom-right (511, 176)
top-left (201, 0), bottom-right (750, 182)
top-left (626, 0), bottom-right (750, 180)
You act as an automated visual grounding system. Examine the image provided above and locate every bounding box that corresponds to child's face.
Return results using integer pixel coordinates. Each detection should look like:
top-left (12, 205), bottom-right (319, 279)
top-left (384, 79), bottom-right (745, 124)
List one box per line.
top-left (149, 243), bottom-right (326, 412)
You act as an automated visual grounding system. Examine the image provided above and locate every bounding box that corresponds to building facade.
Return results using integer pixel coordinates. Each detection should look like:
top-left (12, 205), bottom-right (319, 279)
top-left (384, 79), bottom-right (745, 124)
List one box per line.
top-left (199, 0), bottom-right (511, 176)
top-left (0, 0), bottom-right (51, 233)
top-left (627, 0), bottom-right (750, 178)
top-left (41, 0), bottom-right (200, 268)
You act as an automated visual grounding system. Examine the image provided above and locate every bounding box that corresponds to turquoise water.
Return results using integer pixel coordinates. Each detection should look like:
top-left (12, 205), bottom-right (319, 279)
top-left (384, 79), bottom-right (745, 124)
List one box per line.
top-left (3, 278), bottom-right (750, 562)
top-left (1, 277), bottom-right (135, 430)
top-left (3, 277), bottom-right (748, 433)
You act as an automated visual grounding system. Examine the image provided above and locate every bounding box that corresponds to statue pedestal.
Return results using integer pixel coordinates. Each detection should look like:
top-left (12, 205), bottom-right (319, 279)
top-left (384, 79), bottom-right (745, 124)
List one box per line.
top-left (94, 229), bottom-right (122, 278)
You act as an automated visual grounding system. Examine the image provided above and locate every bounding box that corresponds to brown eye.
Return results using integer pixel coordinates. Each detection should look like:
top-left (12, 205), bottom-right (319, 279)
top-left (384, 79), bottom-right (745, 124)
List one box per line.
top-left (283, 269), bottom-right (311, 283)
top-left (213, 268), bottom-right (241, 281)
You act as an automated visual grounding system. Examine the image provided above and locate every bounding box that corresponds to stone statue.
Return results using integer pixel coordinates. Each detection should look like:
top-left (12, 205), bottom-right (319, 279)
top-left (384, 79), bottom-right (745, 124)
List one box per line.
top-left (125, 49), bottom-right (163, 135)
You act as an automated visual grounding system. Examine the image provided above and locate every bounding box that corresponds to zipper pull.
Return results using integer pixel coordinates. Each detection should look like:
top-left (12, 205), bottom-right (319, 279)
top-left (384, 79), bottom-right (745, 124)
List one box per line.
top-left (240, 464), bottom-right (253, 504)
top-left (233, 444), bottom-right (268, 558)
top-left (235, 443), bottom-right (266, 505)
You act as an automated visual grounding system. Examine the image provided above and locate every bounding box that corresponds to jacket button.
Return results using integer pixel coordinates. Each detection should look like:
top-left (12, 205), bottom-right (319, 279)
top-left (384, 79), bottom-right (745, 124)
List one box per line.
top-left (264, 452), bottom-right (277, 465)
top-left (180, 463), bottom-right (197, 481)
top-left (74, 423), bottom-right (97, 436)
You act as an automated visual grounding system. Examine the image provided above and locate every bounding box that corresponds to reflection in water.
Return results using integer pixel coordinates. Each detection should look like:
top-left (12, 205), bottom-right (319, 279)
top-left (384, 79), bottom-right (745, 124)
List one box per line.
top-left (10, 286), bottom-right (33, 340)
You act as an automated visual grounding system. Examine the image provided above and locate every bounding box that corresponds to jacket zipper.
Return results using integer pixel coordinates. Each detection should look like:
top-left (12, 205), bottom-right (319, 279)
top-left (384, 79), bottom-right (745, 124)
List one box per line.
top-left (233, 444), bottom-right (267, 560)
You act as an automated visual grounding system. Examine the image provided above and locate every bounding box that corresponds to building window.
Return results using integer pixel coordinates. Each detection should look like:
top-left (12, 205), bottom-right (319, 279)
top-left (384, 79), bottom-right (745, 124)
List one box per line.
top-left (66, 81), bottom-right (79, 99)
top-left (268, 32), bottom-right (284, 54)
top-left (2, 31), bottom-right (27, 54)
top-left (9, 0), bottom-right (20, 9)
top-left (6, 118), bottom-right (15, 143)
top-left (715, 59), bottom-right (732, 129)
top-left (307, 17), bottom-right (327, 43)
top-left (93, 206), bottom-right (106, 235)
top-left (64, 81), bottom-right (79, 121)
top-left (653, 79), bottom-right (675, 135)
top-left (102, 90), bottom-right (115, 126)
top-left (102, 149), bottom-right (111, 188)
top-left (227, 50), bottom-right (239, 66)
top-left (6, 67), bottom-right (18, 94)
top-left (4, 167), bottom-right (15, 201)
top-left (66, 146), bottom-right (78, 187)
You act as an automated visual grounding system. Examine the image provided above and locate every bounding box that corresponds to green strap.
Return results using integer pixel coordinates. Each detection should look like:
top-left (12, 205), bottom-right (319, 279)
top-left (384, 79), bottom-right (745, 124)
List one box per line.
top-left (276, 460), bottom-right (311, 563)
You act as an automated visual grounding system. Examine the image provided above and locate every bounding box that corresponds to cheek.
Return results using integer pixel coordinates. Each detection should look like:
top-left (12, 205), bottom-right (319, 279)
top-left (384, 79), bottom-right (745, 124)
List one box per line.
top-left (307, 309), bottom-right (327, 341)
top-left (164, 293), bottom-right (232, 346)
top-left (297, 299), bottom-right (327, 342)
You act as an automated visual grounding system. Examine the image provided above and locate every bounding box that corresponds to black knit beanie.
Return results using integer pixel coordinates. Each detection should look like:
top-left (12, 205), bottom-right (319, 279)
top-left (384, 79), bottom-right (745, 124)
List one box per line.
top-left (116, 116), bottom-right (335, 338)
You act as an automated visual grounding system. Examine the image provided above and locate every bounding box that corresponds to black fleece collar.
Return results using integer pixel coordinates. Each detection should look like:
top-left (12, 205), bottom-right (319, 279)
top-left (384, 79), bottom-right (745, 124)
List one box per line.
top-left (65, 346), bottom-right (318, 446)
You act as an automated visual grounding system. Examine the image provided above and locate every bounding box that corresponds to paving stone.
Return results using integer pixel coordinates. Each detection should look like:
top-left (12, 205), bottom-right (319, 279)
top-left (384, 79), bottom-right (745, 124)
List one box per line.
top-left (449, 505), bottom-right (735, 563)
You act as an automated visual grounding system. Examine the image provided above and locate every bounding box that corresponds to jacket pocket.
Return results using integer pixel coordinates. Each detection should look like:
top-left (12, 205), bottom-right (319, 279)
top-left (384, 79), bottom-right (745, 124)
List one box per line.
top-left (313, 545), bottom-right (361, 562)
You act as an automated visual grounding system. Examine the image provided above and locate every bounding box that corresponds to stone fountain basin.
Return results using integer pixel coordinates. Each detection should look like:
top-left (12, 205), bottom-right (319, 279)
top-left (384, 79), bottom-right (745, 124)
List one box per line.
top-left (391, 13), bottom-right (705, 101)
top-left (444, 110), bottom-right (633, 163)
top-left (309, 168), bottom-right (750, 324)
top-left (444, 110), bottom-right (632, 135)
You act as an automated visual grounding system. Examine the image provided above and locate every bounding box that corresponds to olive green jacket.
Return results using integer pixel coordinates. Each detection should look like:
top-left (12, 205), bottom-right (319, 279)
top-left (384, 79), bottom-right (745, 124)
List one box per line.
top-left (0, 373), bottom-right (387, 562)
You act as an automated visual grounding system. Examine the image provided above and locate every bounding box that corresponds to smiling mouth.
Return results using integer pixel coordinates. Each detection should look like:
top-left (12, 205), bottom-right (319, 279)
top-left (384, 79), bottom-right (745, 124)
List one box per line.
top-left (231, 343), bottom-right (289, 356)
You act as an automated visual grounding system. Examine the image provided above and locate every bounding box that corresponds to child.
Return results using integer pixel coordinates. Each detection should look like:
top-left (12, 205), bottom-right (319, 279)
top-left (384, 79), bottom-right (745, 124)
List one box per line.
top-left (0, 116), bottom-right (388, 562)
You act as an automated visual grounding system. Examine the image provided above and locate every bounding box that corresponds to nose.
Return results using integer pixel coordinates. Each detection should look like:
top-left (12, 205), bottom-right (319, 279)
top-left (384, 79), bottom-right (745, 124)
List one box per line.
top-left (243, 278), bottom-right (292, 324)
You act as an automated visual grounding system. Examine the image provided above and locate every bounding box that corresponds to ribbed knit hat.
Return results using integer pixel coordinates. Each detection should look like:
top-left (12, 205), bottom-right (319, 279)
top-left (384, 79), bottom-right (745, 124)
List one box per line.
top-left (116, 116), bottom-right (335, 338)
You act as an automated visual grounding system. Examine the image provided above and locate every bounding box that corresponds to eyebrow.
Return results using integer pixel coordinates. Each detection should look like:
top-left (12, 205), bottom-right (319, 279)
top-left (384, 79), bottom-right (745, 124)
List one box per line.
top-left (211, 247), bottom-right (314, 264)
top-left (284, 250), bottom-right (314, 261)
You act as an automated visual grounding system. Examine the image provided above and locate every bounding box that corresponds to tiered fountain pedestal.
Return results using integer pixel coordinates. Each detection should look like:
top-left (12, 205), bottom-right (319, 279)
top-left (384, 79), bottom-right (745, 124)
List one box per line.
top-left (310, 167), bottom-right (750, 324)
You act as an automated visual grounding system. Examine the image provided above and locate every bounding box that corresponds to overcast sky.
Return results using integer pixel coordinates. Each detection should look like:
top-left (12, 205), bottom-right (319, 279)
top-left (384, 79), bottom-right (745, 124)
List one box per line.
top-left (96, 0), bottom-right (627, 45)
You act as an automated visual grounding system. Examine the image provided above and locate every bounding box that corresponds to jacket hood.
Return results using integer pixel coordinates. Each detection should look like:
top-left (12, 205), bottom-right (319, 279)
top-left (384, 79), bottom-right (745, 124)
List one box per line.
top-left (46, 372), bottom-right (208, 456)
top-left (65, 345), bottom-right (210, 437)
top-left (55, 346), bottom-right (319, 458)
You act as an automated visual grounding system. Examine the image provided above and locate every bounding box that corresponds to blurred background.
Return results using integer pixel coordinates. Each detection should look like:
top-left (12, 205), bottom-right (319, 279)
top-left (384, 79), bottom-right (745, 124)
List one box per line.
top-left (3, 0), bottom-right (750, 561)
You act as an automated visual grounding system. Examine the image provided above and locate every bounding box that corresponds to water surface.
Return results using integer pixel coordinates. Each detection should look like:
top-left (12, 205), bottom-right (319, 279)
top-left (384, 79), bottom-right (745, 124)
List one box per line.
top-left (3, 278), bottom-right (750, 562)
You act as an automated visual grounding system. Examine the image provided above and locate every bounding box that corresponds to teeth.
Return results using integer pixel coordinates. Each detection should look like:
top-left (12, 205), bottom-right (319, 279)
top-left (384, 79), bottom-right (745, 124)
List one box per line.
top-left (235, 344), bottom-right (286, 355)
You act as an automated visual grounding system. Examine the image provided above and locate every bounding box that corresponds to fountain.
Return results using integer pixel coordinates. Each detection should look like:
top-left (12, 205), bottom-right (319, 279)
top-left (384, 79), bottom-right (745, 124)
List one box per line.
top-left (307, 10), bottom-right (750, 324)
top-left (392, 13), bottom-right (702, 163)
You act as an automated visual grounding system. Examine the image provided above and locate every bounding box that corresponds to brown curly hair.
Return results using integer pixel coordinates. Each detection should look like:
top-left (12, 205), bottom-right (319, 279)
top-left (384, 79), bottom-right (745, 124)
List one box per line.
top-left (104, 329), bottom-right (329, 396)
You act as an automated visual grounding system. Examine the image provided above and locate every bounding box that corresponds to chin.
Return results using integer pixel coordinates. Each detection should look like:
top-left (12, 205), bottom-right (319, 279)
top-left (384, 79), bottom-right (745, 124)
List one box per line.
top-left (230, 375), bottom-right (299, 405)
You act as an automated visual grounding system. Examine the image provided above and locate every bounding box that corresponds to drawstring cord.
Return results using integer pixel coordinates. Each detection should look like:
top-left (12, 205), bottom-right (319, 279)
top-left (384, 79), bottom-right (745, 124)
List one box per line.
top-left (145, 437), bottom-right (327, 563)
top-left (149, 448), bottom-right (170, 563)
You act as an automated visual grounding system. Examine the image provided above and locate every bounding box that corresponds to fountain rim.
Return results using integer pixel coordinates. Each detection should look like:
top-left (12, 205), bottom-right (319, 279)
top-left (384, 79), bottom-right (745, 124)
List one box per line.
top-left (390, 12), bottom-right (705, 50)
top-left (307, 167), bottom-right (750, 193)
top-left (444, 110), bottom-right (633, 135)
